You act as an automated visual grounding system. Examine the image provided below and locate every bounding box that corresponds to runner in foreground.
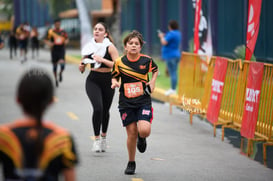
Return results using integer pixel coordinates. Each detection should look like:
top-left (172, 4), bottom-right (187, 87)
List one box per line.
top-left (0, 68), bottom-right (78, 180)
top-left (111, 30), bottom-right (158, 175)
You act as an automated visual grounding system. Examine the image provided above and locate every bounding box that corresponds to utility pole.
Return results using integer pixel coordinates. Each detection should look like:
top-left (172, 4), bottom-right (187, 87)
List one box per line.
top-left (75, 0), bottom-right (92, 48)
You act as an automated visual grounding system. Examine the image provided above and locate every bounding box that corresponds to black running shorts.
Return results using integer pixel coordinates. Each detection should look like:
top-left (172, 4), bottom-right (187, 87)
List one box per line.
top-left (51, 47), bottom-right (65, 63)
top-left (119, 105), bottom-right (153, 127)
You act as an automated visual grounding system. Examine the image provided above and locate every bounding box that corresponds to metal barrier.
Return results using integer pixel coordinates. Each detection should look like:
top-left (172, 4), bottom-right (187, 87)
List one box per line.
top-left (167, 52), bottom-right (273, 167)
top-left (210, 58), bottom-right (242, 136)
top-left (221, 61), bottom-right (273, 166)
top-left (187, 56), bottom-right (214, 124)
top-left (221, 60), bottom-right (248, 140)
top-left (245, 62), bottom-right (273, 165)
top-left (169, 52), bottom-right (210, 123)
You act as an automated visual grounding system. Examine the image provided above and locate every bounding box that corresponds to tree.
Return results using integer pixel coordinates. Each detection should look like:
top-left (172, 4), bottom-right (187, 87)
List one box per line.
top-left (43, 0), bottom-right (76, 19)
top-left (0, 0), bottom-right (13, 20)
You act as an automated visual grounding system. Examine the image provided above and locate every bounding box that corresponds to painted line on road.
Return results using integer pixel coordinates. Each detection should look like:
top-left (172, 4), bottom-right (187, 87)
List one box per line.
top-left (151, 157), bottom-right (165, 161)
top-left (132, 178), bottom-right (144, 181)
top-left (67, 112), bottom-right (79, 121)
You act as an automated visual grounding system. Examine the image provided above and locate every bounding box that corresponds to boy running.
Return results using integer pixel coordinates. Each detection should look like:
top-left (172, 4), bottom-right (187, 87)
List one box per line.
top-left (111, 30), bottom-right (158, 175)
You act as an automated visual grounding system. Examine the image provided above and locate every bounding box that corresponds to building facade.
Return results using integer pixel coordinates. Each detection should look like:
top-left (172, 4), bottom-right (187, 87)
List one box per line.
top-left (120, 0), bottom-right (273, 62)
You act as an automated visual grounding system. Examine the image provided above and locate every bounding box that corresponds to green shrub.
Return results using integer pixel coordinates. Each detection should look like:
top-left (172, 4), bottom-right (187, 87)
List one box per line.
top-left (234, 45), bottom-right (256, 62)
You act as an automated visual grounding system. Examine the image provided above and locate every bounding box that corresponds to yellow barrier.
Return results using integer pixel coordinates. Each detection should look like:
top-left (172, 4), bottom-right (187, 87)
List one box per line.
top-left (210, 58), bottom-right (243, 136)
top-left (245, 62), bottom-right (273, 165)
top-left (169, 52), bottom-right (210, 123)
top-left (221, 60), bottom-right (248, 139)
top-left (0, 21), bottom-right (12, 31)
top-left (261, 63), bottom-right (273, 166)
top-left (178, 52), bottom-right (208, 99)
top-left (186, 56), bottom-right (214, 124)
top-left (172, 54), bottom-right (242, 137)
top-left (168, 52), bottom-right (273, 167)
top-left (220, 61), bottom-right (273, 166)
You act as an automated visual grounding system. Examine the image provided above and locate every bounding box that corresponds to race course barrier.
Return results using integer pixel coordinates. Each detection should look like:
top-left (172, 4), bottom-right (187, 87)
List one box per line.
top-left (239, 62), bottom-right (273, 166)
top-left (206, 57), bottom-right (242, 137)
top-left (165, 52), bottom-right (273, 166)
top-left (169, 52), bottom-right (211, 124)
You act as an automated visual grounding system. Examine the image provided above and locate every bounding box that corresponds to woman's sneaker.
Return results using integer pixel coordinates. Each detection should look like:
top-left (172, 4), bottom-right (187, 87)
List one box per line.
top-left (101, 136), bottom-right (107, 152)
top-left (92, 139), bottom-right (101, 152)
top-left (124, 161), bottom-right (136, 175)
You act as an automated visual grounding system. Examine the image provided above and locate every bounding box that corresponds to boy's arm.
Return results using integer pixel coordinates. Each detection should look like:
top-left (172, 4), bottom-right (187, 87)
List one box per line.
top-left (148, 70), bottom-right (158, 92)
top-left (111, 59), bottom-right (121, 89)
top-left (111, 78), bottom-right (120, 89)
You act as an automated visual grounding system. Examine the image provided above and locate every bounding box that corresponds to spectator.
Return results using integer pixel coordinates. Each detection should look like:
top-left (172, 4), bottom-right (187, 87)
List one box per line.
top-left (158, 20), bottom-right (182, 95)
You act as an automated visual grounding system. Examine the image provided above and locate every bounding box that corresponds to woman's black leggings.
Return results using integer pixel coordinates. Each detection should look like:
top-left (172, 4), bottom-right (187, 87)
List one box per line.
top-left (85, 71), bottom-right (115, 136)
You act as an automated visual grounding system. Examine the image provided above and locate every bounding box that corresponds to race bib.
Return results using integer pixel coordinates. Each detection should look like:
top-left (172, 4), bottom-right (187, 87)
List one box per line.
top-left (124, 82), bottom-right (143, 98)
top-left (19, 34), bottom-right (25, 40)
top-left (54, 37), bottom-right (64, 45)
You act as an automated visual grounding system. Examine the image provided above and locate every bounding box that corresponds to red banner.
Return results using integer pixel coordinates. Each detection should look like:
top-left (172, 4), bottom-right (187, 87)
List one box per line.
top-left (241, 62), bottom-right (264, 138)
top-left (193, 0), bottom-right (202, 54)
top-left (245, 0), bottom-right (262, 60)
top-left (206, 57), bottom-right (228, 124)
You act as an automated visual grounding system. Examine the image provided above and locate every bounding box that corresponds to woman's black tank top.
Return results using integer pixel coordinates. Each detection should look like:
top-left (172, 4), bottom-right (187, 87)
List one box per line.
top-left (100, 46), bottom-right (112, 68)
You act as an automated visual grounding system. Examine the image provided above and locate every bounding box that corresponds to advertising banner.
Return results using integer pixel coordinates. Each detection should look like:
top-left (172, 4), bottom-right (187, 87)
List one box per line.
top-left (206, 57), bottom-right (228, 124)
top-left (241, 62), bottom-right (264, 138)
top-left (245, 0), bottom-right (262, 60)
top-left (193, 0), bottom-right (202, 54)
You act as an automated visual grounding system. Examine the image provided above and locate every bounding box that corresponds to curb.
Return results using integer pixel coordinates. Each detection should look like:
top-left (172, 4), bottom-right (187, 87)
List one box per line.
top-left (66, 55), bottom-right (81, 65)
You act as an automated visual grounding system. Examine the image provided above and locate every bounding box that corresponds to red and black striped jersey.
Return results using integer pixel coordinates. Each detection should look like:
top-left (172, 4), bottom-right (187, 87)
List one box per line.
top-left (0, 119), bottom-right (78, 180)
top-left (112, 54), bottom-right (158, 108)
top-left (46, 28), bottom-right (68, 46)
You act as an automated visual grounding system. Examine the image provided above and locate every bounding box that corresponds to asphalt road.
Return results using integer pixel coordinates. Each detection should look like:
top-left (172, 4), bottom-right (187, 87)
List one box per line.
top-left (0, 48), bottom-right (273, 181)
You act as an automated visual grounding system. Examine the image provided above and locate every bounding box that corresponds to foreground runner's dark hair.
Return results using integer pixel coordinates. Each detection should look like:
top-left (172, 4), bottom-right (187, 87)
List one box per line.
top-left (17, 68), bottom-right (54, 159)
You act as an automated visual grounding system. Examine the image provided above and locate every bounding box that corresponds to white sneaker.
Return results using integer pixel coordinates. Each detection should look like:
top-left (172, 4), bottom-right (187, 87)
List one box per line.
top-left (101, 137), bottom-right (107, 152)
top-left (92, 139), bottom-right (101, 152)
top-left (165, 89), bottom-right (176, 96)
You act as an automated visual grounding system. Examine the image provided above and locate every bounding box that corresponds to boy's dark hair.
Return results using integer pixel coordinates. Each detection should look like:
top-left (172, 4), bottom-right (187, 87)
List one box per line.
top-left (17, 68), bottom-right (54, 158)
top-left (123, 30), bottom-right (144, 47)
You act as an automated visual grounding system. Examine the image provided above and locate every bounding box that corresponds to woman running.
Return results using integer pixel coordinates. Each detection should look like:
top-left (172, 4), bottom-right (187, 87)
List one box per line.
top-left (79, 22), bottom-right (119, 152)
